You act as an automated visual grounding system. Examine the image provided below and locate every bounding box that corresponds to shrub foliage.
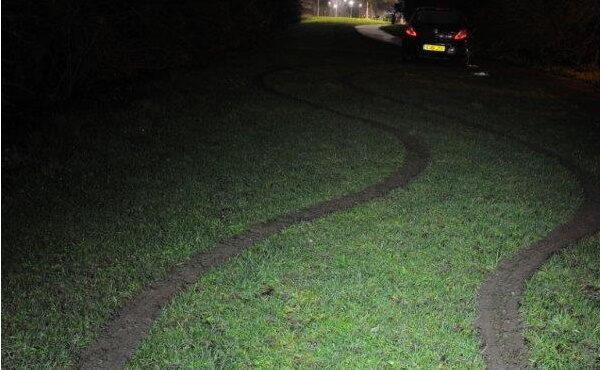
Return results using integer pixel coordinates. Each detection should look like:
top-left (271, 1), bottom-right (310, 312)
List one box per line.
top-left (471, 0), bottom-right (600, 67)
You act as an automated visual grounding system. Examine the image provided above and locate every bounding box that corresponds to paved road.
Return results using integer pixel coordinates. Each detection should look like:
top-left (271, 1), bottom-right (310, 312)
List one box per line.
top-left (355, 25), bottom-right (403, 46)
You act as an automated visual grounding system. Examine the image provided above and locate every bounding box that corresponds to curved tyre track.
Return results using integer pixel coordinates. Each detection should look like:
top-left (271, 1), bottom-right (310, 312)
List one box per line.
top-left (77, 68), bottom-right (430, 369)
top-left (338, 75), bottom-right (600, 369)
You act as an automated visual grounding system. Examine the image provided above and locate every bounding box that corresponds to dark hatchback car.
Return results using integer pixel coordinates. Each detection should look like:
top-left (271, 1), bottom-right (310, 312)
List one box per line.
top-left (402, 7), bottom-right (471, 63)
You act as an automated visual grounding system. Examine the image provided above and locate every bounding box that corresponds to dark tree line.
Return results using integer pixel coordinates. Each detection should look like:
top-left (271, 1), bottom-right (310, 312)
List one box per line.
top-left (2, 0), bottom-right (300, 122)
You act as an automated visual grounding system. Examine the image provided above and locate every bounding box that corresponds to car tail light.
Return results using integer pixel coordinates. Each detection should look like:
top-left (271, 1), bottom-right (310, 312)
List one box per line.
top-left (405, 26), bottom-right (417, 37)
top-left (453, 29), bottom-right (468, 41)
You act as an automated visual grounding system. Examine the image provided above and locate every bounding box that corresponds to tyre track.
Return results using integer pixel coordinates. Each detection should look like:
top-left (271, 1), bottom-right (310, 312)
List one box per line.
top-left (338, 74), bottom-right (600, 369)
top-left (77, 67), bottom-right (430, 369)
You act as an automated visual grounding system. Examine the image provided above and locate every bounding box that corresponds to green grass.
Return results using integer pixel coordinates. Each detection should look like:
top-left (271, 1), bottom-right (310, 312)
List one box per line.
top-left (303, 16), bottom-right (386, 25)
top-left (3, 16), bottom-right (598, 369)
top-left (129, 137), bottom-right (577, 367)
top-left (128, 62), bottom-right (581, 368)
top-left (1, 64), bottom-right (404, 368)
top-left (522, 235), bottom-right (600, 369)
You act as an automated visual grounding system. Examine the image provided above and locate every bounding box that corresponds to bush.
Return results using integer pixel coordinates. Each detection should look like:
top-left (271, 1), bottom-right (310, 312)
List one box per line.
top-left (471, 0), bottom-right (600, 67)
top-left (1, 0), bottom-right (300, 118)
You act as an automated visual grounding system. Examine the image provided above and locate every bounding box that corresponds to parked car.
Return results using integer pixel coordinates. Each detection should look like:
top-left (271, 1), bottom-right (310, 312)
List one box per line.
top-left (401, 7), bottom-right (471, 63)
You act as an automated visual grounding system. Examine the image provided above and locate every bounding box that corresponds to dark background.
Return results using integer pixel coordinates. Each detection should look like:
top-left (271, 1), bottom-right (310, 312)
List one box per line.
top-left (2, 0), bottom-right (598, 131)
top-left (452, 0), bottom-right (599, 68)
top-left (2, 0), bottom-right (300, 127)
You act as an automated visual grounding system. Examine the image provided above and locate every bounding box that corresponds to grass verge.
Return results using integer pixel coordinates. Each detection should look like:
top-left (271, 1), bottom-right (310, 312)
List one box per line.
top-left (303, 16), bottom-right (386, 25)
top-left (522, 235), bottom-right (600, 369)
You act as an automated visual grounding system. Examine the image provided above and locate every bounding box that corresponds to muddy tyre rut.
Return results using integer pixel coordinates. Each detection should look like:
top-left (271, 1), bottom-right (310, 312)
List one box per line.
top-left (339, 71), bottom-right (600, 370)
top-left (77, 66), bottom-right (431, 369)
top-left (78, 54), bottom-right (599, 369)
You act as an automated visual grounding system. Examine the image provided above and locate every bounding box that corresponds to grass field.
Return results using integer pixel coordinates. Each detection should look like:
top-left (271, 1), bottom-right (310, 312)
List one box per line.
top-left (126, 55), bottom-right (584, 370)
top-left (1, 55), bottom-right (404, 368)
top-left (2, 17), bottom-right (598, 368)
top-left (522, 235), bottom-right (600, 369)
top-left (303, 16), bottom-right (386, 25)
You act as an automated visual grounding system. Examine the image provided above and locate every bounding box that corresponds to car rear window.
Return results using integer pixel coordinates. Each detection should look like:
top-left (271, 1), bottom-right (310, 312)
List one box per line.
top-left (414, 10), bottom-right (462, 25)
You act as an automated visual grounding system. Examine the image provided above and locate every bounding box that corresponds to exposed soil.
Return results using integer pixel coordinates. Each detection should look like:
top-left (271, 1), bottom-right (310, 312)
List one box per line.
top-left (77, 67), bottom-right (431, 369)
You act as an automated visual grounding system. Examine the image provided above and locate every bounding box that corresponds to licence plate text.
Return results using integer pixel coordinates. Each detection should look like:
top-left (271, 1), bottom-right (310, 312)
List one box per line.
top-left (423, 44), bottom-right (446, 52)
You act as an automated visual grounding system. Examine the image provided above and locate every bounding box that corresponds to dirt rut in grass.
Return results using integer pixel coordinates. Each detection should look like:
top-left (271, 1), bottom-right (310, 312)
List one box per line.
top-left (77, 67), bottom-right (430, 369)
top-left (338, 68), bottom-right (600, 370)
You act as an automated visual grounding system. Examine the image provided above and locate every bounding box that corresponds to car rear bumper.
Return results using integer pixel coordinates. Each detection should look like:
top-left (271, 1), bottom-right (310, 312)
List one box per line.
top-left (404, 39), bottom-right (468, 58)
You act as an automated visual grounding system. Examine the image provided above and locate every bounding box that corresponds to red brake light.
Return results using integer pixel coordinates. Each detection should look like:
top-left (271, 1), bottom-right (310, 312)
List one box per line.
top-left (405, 26), bottom-right (417, 37)
top-left (453, 29), bottom-right (468, 41)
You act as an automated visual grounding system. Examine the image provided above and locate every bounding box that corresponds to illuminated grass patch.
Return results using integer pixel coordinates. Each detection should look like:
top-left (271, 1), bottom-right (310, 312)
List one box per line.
top-left (522, 235), bottom-right (600, 369)
top-left (129, 69), bottom-right (579, 367)
top-left (1, 66), bottom-right (404, 368)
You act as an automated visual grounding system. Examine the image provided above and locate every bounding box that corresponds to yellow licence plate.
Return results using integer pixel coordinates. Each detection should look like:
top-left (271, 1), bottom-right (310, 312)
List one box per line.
top-left (423, 44), bottom-right (446, 52)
